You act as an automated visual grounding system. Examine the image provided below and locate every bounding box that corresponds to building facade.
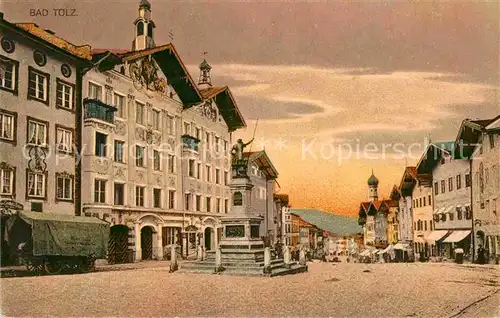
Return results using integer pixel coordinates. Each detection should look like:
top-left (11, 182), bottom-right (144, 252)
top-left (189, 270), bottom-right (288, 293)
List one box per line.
top-left (0, 14), bottom-right (92, 264)
top-left (282, 205), bottom-right (292, 246)
top-left (79, 1), bottom-right (246, 262)
top-left (244, 150), bottom-right (278, 243)
top-left (457, 116), bottom-right (500, 261)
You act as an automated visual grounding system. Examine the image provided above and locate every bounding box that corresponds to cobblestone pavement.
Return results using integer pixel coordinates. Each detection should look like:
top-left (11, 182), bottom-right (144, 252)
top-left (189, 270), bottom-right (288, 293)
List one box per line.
top-left (1, 262), bottom-right (498, 317)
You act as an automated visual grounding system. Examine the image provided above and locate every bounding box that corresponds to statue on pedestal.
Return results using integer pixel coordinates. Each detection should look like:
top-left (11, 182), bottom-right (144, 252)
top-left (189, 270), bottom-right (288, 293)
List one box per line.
top-left (231, 138), bottom-right (254, 162)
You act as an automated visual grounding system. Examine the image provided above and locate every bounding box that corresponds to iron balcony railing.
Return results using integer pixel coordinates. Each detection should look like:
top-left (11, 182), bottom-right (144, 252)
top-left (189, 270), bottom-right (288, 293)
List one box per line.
top-left (83, 98), bottom-right (117, 124)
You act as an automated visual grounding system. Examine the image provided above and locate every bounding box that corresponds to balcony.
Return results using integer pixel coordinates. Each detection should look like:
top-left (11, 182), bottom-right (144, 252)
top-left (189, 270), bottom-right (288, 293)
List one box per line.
top-left (182, 135), bottom-right (200, 152)
top-left (84, 98), bottom-right (117, 124)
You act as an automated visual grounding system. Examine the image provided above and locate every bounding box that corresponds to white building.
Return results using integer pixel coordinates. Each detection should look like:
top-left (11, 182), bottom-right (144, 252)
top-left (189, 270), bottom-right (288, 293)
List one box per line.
top-left (0, 15), bottom-right (92, 217)
top-left (282, 205), bottom-right (292, 246)
top-left (417, 142), bottom-right (472, 259)
top-left (80, 1), bottom-right (246, 263)
top-left (457, 115), bottom-right (500, 261)
top-left (244, 150), bottom-right (278, 243)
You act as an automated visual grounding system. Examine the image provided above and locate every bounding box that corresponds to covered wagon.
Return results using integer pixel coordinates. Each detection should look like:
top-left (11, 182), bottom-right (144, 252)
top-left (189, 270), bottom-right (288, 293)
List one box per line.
top-left (6, 211), bottom-right (109, 274)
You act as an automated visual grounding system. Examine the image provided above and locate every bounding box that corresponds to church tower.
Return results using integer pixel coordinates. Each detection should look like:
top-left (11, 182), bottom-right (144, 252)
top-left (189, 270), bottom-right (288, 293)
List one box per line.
top-left (367, 170), bottom-right (379, 202)
top-left (132, 0), bottom-right (156, 51)
top-left (198, 56), bottom-right (212, 89)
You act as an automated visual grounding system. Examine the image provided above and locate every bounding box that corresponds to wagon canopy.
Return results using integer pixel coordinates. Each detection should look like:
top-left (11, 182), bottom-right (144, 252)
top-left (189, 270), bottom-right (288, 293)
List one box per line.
top-left (6, 211), bottom-right (109, 258)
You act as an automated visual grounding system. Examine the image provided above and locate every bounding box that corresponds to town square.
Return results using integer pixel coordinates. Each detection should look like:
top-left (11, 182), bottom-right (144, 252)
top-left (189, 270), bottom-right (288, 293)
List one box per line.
top-left (0, 0), bottom-right (499, 316)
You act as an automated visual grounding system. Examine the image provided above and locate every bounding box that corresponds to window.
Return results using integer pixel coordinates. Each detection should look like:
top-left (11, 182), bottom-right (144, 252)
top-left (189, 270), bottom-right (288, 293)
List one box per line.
top-left (197, 163), bottom-right (201, 179)
top-left (56, 126), bottom-right (72, 153)
top-left (114, 140), bottom-right (124, 162)
top-left (0, 58), bottom-right (17, 92)
top-left (163, 227), bottom-right (180, 246)
top-left (424, 221), bottom-right (427, 231)
top-left (448, 177), bottom-right (453, 192)
top-left (188, 159), bottom-right (195, 177)
top-left (489, 134), bottom-right (495, 149)
top-left (136, 146), bottom-right (145, 167)
top-left (153, 150), bottom-right (161, 171)
top-left (465, 174), bottom-right (472, 187)
top-left (419, 198), bottom-right (422, 207)
top-left (27, 119), bottom-right (47, 146)
top-left (114, 93), bottom-right (125, 118)
top-left (224, 171), bottom-right (229, 185)
top-left (196, 195), bottom-right (201, 211)
top-left (183, 122), bottom-right (190, 135)
top-left (428, 195), bottom-right (432, 206)
top-left (153, 188), bottom-right (161, 208)
top-left (167, 115), bottom-right (175, 135)
top-left (152, 109), bottom-right (160, 130)
top-left (95, 132), bottom-right (107, 157)
top-left (137, 21), bottom-right (144, 35)
top-left (456, 174), bottom-right (462, 190)
top-left (215, 168), bottom-right (221, 184)
top-left (195, 127), bottom-right (201, 139)
top-left (216, 198), bottom-right (221, 213)
top-left (224, 140), bottom-right (228, 152)
top-left (56, 79), bottom-right (74, 110)
top-left (434, 182), bottom-right (439, 195)
top-left (0, 166), bottom-right (14, 195)
top-left (28, 68), bottom-right (49, 102)
top-left (185, 193), bottom-right (191, 211)
top-left (441, 180), bottom-right (445, 194)
top-left (205, 132), bottom-right (210, 149)
top-left (114, 183), bottom-right (124, 205)
top-left (27, 172), bottom-right (45, 198)
top-left (56, 173), bottom-right (73, 201)
top-left (94, 179), bottom-right (106, 203)
top-left (206, 165), bottom-right (211, 182)
top-left (457, 209), bottom-right (462, 220)
top-left (449, 211), bottom-right (454, 221)
top-left (0, 111), bottom-right (15, 141)
top-left (135, 186), bottom-right (145, 207)
top-left (224, 199), bottom-right (228, 213)
top-left (168, 154), bottom-right (175, 173)
top-left (423, 197), bottom-right (426, 207)
top-left (136, 102), bottom-right (145, 125)
top-left (168, 190), bottom-right (175, 209)
top-left (215, 136), bottom-right (220, 152)
top-left (88, 82), bottom-right (102, 100)
top-left (206, 197), bottom-right (211, 212)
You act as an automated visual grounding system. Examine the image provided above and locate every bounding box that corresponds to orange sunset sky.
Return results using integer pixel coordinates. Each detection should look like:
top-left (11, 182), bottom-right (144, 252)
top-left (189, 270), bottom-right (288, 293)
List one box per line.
top-left (3, 0), bottom-right (499, 216)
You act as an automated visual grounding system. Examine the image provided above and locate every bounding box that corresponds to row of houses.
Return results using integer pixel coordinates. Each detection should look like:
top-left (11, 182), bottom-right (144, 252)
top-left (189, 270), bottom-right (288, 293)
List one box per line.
top-left (0, 2), bottom-right (290, 265)
top-left (358, 115), bottom-right (500, 262)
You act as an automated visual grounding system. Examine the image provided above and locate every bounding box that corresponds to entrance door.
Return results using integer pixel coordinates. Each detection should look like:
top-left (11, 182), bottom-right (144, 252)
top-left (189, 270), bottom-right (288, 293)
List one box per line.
top-left (204, 228), bottom-right (212, 251)
top-left (141, 227), bottom-right (153, 260)
top-left (109, 225), bottom-right (130, 264)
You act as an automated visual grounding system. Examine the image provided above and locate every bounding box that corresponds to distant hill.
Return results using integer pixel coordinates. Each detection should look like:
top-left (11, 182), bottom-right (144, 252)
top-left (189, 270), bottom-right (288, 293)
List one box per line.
top-left (290, 208), bottom-right (362, 236)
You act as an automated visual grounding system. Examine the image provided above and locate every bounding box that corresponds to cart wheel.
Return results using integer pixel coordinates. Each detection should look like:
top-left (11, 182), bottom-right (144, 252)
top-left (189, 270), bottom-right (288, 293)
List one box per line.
top-left (44, 259), bottom-right (63, 275)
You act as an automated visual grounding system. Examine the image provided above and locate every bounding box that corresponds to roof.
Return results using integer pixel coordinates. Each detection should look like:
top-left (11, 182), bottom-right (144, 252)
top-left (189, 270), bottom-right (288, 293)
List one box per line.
top-left (244, 150), bottom-right (279, 179)
top-left (200, 86), bottom-right (246, 132)
top-left (359, 199), bottom-right (392, 217)
top-left (17, 211), bottom-right (108, 225)
top-left (367, 171), bottom-right (379, 186)
top-left (399, 166), bottom-right (417, 193)
top-left (415, 141), bottom-right (458, 174)
top-left (119, 44), bottom-right (203, 107)
top-left (0, 17), bottom-right (91, 62)
top-left (455, 115), bottom-right (500, 158)
top-left (390, 185), bottom-right (401, 201)
top-left (273, 193), bottom-right (289, 204)
top-left (291, 209), bottom-right (363, 236)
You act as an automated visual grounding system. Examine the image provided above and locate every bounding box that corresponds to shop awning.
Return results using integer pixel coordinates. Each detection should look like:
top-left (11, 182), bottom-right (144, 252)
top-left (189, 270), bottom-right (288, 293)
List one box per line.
top-left (379, 244), bottom-right (393, 254)
top-left (443, 230), bottom-right (471, 243)
top-left (426, 230), bottom-right (449, 242)
top-left (393, 243), bottom-right (409, 250)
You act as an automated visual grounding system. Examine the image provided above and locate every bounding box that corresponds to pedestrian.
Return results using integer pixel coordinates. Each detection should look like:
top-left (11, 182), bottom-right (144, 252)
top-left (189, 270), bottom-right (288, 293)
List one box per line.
top-left (477, 245), bottom-right (486, 265)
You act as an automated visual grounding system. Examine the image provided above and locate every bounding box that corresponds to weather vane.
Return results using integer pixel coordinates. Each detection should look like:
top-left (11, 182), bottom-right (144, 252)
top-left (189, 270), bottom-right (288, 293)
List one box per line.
top-left (168, 30), bottom-right (174, 41)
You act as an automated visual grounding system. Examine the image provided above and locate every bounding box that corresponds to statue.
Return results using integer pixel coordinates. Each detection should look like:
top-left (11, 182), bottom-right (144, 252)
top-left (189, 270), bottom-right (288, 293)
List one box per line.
top-left (231, 138), bottom-right (254, 162)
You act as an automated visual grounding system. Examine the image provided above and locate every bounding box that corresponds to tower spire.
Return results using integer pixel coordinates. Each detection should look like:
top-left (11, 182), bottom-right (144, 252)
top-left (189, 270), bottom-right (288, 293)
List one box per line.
top-left (132, 0), bottom-right (156, 51)
top-left (198, 52), bottom-right (212, 88)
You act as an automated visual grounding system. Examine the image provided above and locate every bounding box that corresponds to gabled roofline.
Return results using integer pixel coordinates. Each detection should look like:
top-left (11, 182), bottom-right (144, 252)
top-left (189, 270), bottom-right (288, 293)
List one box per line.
top-left (244, 149), bottom-right (279, 179)
top-left (200, 86), bottom-right (246, 131)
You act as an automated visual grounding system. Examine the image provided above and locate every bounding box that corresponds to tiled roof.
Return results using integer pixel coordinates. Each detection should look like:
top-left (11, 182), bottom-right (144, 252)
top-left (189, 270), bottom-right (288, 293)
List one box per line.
top-left (273, 193), bottom-right (289, 204)
top-left (406, 166), bottom-right (417, 179)
top-left (243, 150), bottom-right (278, 179)
top-left (200, 86), bottom-right (228, 99)
top-left (92, 48), bottom-right (130, 55)
top-left (13, 23), bottom-right (92, 60)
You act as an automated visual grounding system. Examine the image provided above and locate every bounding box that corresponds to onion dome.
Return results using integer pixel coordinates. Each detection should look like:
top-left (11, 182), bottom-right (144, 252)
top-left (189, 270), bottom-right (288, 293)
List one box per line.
top-left (139, 0), bottom-right (151, 9)
top-left (367, 171), bottom-right (379, 186)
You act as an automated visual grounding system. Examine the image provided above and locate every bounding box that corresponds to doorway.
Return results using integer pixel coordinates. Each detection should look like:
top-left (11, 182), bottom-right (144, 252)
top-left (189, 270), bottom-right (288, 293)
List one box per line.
top-left (109, 225), bottom-right (130, 264)
top-left (141, 226), bottom-right (153, 260)
top-left (204, 227), bottom-right (213, 251)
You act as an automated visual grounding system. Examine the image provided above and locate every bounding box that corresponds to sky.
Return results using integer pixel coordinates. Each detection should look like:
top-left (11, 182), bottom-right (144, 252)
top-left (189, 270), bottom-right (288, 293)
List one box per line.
top-left (3, 0), bottom-right (499, 216)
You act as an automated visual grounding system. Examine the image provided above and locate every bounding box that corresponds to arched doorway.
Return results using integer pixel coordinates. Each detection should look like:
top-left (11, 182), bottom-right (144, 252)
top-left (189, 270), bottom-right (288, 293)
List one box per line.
top-left (204, 227), bottom-right (213, 251)
top-left (108, 225), bottom-right (130, 264)
top-left (141, 226), bottom-right (154, 260)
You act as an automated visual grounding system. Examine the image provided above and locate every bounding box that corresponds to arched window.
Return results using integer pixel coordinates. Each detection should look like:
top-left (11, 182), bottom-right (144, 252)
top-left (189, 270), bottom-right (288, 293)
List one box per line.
top-left (233, 191), bottom-right (242, 206)
top-left (137, 22), bottom-right (144, 36)
top-left (147, 23), bottom-right (153, 37)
